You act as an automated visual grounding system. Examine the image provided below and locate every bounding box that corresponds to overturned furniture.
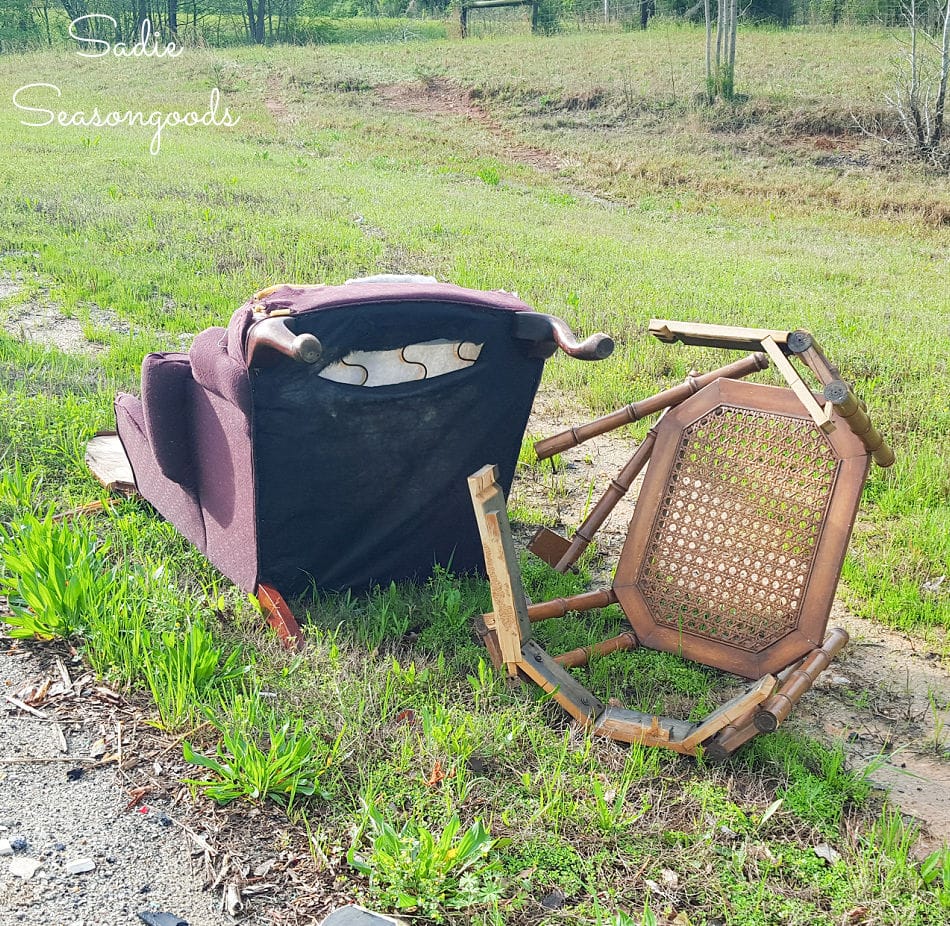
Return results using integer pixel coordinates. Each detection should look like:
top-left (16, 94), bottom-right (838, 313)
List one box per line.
top-left (88, 278), bottom-right (612, 645)
top-left (468, 321), bottom-right (893, 758)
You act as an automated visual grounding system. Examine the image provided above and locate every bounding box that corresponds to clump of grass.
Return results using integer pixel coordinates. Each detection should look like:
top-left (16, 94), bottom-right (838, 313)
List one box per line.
top-left (144, 617), bottom-right (247, 731)
top-left (348, 801), bottom-right (504, 921)
top-left (416, 566), bottom-right (479, 654)
top-left (0, 459), bottom-right (42, 518)
top-left (919, 844), bottom-right (950, 912)
top-left (743, 731), bottom-right (871, 834)
top-left (184, 692), bottom-right (341, 808)
top-left (476, 165), bottom-right (501, 186)
top-left (589, 771), bottom-right (650, 835)
top-left (845, 807), bottom-right (938, 918)
top-left (0, 507), bottom-right (117, 640)
top-left (82, 566), bottom-right (156, 688)
top-left (501, 834), bottom-right (588, 896)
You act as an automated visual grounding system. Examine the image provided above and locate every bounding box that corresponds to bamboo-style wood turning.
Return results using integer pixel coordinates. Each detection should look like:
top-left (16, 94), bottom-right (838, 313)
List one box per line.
top-left (823, 381), bottom-right (895, 468)
top-left (787, 330), bottom-right (842, 387)
top-left (467, 320), bottom-right (891, 757)
top-left (534, 352), bottom-right (768, 460)
top-left (753, 627), bottom-right (850, 732)
top-left (548, 429), bottom-right (657, 572)
top-left (555, 631), bottom-right (638, 669)
top-left (525, 588), bottom-right (619, 623)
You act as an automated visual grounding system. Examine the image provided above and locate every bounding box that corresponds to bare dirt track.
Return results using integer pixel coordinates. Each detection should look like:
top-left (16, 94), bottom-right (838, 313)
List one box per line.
top-left (377, 79), bottom-right (565, 175)
top-left (0, 275), bottom-right (129, 355)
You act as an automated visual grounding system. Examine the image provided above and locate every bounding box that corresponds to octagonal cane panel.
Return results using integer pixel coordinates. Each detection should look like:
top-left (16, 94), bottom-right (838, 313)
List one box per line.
top-left (614, 379), bottom-right (869, 678)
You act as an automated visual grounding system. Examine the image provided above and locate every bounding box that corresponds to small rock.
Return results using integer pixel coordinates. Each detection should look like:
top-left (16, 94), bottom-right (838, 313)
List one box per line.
top-left (253, 858), bottom-right (276, 877)
top-left (922, 575), bottom-right (945, 595)
top-left (747, 843), bottom-right (777, 863)
top-left (660, 868), bottom-right (679, 889)
top-left (138, 913), bottom-right (189, 926)
top-left (9, 836), bottom-right (27, 852)
top-left (540, 890), bottom-right (565, 910)
top-left (10, 856), bottom-right (43, 879)
top-left (65, 857), bottom-right (96, 875)
top-left (66, 768), bottom-right (85, 781)
top-left (814, 843), bottom-right (841, 865)
top-left (321, 908), bottom-right (403, 926)
top-left (0, 839), bottom-right (12, 856)
top-left (225, 882), bottom-right (244, 916)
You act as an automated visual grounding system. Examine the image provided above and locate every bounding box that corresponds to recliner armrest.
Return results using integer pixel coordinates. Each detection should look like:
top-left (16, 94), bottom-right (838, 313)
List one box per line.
top-left (140, 352), bottom-right (195, 486)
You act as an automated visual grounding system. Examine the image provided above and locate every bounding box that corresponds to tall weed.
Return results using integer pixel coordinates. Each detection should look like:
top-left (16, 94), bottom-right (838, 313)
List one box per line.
top-left (0, 508), bottom-right (116, 640)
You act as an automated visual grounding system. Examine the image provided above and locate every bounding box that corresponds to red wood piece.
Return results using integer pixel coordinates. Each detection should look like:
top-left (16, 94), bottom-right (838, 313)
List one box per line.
top-left (256, 583), bottom-right (306, 650)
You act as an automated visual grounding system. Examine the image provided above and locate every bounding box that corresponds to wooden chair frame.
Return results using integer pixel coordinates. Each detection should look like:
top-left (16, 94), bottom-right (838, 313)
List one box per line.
top-left (468, 321), bottom-right (893, 758)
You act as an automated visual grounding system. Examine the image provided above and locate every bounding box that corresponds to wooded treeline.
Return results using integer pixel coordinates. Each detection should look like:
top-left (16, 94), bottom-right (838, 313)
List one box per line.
top-left (0, 0), bottom-right (943, 50)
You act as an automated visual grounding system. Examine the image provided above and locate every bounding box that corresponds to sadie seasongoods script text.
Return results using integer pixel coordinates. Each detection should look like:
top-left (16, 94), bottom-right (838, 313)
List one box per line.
top-left (12, 16), bottom-right (240, 155)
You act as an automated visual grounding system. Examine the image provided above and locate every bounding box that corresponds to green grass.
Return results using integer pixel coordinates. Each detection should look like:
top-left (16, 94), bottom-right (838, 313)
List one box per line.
top-left (0, 23), bottom-right (948, 925)
top-left (183, 691), bottom-right (343, 807)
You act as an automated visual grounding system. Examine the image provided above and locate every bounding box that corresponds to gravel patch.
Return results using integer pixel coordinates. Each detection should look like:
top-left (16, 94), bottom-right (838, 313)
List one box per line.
top-left (0, 271), bottom-right (131, 355)
top-left (0, 644), bottom-right (229, 926)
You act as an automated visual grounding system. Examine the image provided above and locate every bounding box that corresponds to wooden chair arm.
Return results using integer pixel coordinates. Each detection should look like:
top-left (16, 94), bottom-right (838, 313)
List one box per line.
top-left (246, 317), bottom-right (323, 369)
top-left (513, 312), bottom-right (614, 361)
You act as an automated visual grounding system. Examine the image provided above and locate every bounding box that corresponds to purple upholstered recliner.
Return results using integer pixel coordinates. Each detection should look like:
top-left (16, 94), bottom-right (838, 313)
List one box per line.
top-left (113, 277), bottom-right (612, 643)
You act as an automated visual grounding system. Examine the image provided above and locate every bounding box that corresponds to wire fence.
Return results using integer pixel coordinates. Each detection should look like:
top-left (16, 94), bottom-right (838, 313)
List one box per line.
top-left (0, 0), bottom-right (941, 53)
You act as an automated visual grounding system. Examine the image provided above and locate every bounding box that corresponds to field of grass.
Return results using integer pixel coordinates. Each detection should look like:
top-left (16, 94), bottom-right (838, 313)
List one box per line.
top-left (1, 23), bottom-right (948, 924)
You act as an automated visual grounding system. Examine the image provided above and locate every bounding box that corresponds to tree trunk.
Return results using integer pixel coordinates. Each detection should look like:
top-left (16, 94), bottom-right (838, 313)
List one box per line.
top-left (42, 0), bottom-right (53, 46)
top-left (256, 0), bottom-right (266, 43)
top-left (715, 0), bottom-right (724, 78)
top-left (246, 0), bottom-right (262, 44)
top-left (929, 0), bottom-right (950, 150)
top-left (167, 0), bottom-right (178, 35)
top-left (727, 0), bottom-right (738, 97)
top-left (58, 0), bottom-right (88, 22)
top-left (640, 0), bottom-right (653, 30)
top-left (704, 0), bottom-right (712, 98)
